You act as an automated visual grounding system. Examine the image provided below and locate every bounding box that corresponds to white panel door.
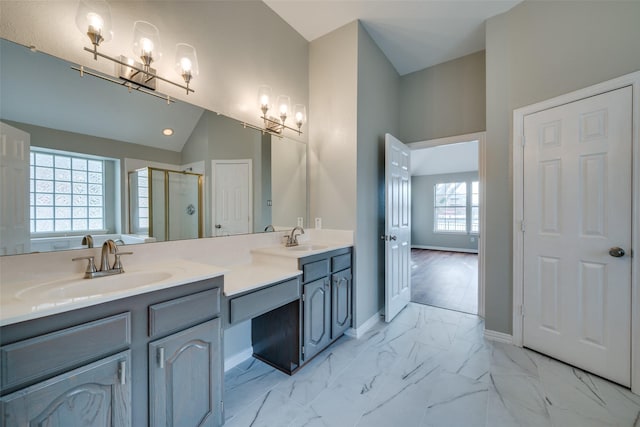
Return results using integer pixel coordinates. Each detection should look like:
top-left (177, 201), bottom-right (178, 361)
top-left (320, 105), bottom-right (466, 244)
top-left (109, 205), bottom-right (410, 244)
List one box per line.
top-left (523, 87), bottom-right (632, 386)
top-left (212, 160), bottom-right (252, 236)
top-left (0, 122), bottom-right (30, 255)
top-left (384, 134), bottom-right (411, 322)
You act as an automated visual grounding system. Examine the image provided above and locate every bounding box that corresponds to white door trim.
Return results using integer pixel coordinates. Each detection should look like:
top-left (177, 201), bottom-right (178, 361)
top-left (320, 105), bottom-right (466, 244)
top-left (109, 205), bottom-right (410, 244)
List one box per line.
top-left (211, 159), bottom-right (253, 236)
top-left (408, 131), bottom-right (486, 318)
top-left (513, 71), bottom-right (640, 393)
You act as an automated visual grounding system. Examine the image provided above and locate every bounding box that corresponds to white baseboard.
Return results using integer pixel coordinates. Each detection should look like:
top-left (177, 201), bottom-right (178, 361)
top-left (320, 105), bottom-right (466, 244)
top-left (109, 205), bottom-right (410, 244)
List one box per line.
top-left (412, 245), bottom-right (478, 254)
top-left (224, 347), bottom-right (253, 372)
top-left (484, 329), bottom-right (513, 344)
top-left (345, 310), bottom-right (381, 339)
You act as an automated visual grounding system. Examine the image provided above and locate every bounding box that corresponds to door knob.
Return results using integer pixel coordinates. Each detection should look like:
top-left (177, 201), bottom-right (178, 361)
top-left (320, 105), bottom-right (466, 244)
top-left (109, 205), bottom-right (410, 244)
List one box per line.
top-left (389, 235), bottom-right (397, 241)
top-left (609, 247), bottom-right (626, 258)
top-left (215, 224), bottom-right (222, 229)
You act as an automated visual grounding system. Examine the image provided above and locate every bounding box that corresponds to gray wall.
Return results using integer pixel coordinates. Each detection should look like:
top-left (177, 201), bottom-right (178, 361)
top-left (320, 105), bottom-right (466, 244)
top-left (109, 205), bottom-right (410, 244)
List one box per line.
top-left (399, 51), bottom-right (486, 142)
top-left (412, 172), bottom-right (479, 251)
top-left (484, 0), bottom-right (640, 335)
top-left (356, 24), bottom-right (400, 327)
top-left (308, 22), bottom-right (358, 231)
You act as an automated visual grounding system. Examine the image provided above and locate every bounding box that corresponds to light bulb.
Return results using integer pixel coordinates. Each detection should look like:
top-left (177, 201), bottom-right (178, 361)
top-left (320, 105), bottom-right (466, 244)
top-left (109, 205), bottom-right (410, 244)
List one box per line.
top-left (279, 103), bottom-right (288, 115)
top-left (180, 57), bottom-right (192, 72)
top-left (295, 112), bottom-right (304, 122)
top-left (87, 12), bottom-right (103, 33)
top-left (258, 86), bottom-right (272, 115)
top-left (141, 37), bottom-right (154, 55)
top-left (260, 95), bottom-right (269, 108)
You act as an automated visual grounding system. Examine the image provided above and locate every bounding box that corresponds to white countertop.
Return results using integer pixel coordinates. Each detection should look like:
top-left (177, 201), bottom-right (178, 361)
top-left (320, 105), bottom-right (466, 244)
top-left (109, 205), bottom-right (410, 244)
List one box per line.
top-left (1, 242), bottom-right (353, 327)
top-left (250, 241), bottom-right (352, 258)
top-left (0, 259), bottom-right (228, 327)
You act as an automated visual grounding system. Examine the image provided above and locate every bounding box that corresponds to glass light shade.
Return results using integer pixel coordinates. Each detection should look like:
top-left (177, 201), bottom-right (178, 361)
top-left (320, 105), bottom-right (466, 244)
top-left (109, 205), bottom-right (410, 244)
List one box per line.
top-left (276, 95), bottom-right (291, 121)
top-left (132, 21), bottom-right (162, 62)
top-left (75, 0), bottom-right (112, 44)
top-left (175, 43), bottom-right (199, 79)
top-left (258, 85), bottom-right (272, 113)
top-left (293, 104), bottom-right (306, 127)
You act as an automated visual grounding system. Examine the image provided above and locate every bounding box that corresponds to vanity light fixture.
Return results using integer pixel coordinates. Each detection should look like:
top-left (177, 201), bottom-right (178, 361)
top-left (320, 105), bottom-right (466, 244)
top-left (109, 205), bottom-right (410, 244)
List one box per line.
top-left (74, 0), bottom-right (198, 102)
top-left (257, 85), bottom-right (305, 135)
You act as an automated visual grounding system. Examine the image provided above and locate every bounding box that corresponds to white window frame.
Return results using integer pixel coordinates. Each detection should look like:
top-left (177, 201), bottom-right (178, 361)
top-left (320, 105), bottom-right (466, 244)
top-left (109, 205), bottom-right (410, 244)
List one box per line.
top-left (433, 181), bottom-right (468, 234)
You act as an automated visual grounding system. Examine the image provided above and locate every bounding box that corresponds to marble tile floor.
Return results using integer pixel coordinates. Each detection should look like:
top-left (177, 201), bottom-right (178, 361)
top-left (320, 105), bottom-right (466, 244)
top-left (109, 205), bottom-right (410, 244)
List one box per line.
top-left (223, 303), bottom-right (640, 427)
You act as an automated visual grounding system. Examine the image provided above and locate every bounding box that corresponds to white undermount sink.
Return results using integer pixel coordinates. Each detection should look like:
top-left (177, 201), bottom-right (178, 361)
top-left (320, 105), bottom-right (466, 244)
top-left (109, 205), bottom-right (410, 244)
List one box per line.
top-left (15, 270), bottom-right (174, 301)
top-left (287, 244), bottom-right (328, 252)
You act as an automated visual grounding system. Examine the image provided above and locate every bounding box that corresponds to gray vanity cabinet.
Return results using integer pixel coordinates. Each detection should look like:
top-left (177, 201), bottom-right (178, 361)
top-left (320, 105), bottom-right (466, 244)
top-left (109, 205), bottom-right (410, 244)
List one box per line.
top-left (1, 351), bottom-right (131, 427)
top-left (331, 268), bottom-right (352, 340)
top-left (149, 318), bottom-right (221, 427)
top-left (0, 276), bottom-right (223, 427)
top-left (300, 247), bottom-right (353, 363)
top-left (302, 278), bottom-right (332, 361)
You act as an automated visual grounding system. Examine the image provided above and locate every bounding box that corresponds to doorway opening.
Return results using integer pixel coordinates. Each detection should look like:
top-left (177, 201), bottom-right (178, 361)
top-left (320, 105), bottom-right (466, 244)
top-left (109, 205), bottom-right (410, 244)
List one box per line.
top-left (408, 132), bottom-right (486, 317)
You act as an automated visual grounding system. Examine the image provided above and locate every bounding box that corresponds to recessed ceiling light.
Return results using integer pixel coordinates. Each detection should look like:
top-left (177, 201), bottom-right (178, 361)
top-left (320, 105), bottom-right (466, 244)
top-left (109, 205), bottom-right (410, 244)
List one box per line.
top-left (162, 128), bottom-right (174, 136)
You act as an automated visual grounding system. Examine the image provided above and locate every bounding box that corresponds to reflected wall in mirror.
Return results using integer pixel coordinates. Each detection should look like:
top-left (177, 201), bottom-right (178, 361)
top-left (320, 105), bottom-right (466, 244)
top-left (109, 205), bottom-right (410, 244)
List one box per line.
top-left (0, 38), bottom-right (307, 255)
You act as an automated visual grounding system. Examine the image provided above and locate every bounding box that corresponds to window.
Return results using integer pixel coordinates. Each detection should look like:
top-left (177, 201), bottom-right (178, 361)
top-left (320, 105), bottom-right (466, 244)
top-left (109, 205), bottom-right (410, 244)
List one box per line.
top-left (434, 182), bottom-right (467, 232)
top-left (471, 181), bottom-right (479, 233)
top-left (30, 149), bottom-right (105, 234)
top-left (134, 168), bottom-right (149, 232)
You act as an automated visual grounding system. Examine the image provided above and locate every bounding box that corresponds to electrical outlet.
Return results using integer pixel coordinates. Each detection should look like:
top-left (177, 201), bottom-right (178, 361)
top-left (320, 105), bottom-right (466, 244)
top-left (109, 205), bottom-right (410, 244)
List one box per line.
top-left (297, 217), bottom-right (304, 227)
top-left (315, 217), bottom-right (322, 229)
top-left (470, 236), bottom-right (475, 243)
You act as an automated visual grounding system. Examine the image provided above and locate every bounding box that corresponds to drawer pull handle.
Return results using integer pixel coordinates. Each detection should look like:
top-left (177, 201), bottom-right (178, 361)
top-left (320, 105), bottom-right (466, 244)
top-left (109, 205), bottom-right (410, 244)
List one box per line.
top-left (158, 347), bottom-right (165, 369)
top-left (118, 360), bottom-right (126, 385)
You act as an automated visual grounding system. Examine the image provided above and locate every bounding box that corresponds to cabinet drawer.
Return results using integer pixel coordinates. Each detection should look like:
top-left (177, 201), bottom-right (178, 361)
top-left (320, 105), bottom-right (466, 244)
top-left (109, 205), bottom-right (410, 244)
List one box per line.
top-left (1, 312), bottom-right (130, 391)
top-left (331, 253), bottom-right (351, 272)
top-left (303, 259), bottom-right (329, 283)
top-left (230, 278), bottom-right (300, 325)
top-left (149, 288), bottom-right (220, 337)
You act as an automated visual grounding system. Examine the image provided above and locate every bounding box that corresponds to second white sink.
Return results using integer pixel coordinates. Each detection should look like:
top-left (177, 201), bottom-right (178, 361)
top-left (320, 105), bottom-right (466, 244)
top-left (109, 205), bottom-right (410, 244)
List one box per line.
top-left (287, 244), bottom-right (328, 252)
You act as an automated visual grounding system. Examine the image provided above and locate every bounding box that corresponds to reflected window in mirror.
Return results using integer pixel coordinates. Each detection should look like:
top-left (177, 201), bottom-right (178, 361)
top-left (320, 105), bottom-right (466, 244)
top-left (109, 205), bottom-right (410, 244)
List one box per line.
top-left (29, 147), bottom-right (119, 238)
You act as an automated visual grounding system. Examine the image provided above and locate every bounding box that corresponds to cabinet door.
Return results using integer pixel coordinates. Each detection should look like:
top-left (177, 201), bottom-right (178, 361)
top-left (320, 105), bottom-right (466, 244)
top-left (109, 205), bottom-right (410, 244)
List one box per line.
top-left (331, 268), bottom-right (352, 340)
top-left (303, 278), bottom-right (331, 361)
top-left (1, 351), bottom-right (131, 427)
top-left (149, 319), bottom-right (222, 427)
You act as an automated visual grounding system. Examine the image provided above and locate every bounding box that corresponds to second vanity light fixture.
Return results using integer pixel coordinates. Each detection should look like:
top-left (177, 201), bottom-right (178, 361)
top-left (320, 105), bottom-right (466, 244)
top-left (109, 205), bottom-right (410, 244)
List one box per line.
top-left (74, 0), bottom-right (198, 100)
top-left (258, 85), bottom-right (306, 135)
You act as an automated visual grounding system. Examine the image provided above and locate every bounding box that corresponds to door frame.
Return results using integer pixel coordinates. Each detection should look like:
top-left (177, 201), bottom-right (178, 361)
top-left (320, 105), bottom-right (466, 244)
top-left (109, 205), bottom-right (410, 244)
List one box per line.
top-left (211, 159), bottom-right (253, 236)
top-left (408, 131), bottom-right (487, 318)
top-left (512, 71), bottom-right (640, 393)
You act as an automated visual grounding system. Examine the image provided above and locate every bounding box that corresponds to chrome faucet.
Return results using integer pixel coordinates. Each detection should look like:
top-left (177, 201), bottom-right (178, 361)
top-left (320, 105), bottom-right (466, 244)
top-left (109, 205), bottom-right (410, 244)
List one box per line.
top-left (100, 239), bottom-right (118, 272)
top-left (286, 226), bottom-right (305, 247)
top-left (264, 224), bottom-right (275, 232)
top-left (82, 234), bottom-right (94, 248)
top-left (72, 239), bottom-right (133, 279)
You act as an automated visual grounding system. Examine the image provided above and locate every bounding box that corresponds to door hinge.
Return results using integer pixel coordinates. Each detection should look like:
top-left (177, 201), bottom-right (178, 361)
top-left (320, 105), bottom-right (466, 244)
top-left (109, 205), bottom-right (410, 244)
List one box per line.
top-left (521, 134), bottom-right (526, 147)
top-left (520, 220), bottom-right (526, 232)
top-left (301, 345), bottom-right (305, 358)
top-left (221, 401), bottom-right (224, 413)
top-left (302, 293), bottom-right (305, 302)
top-left (519, 305), bottom-right (525, 317)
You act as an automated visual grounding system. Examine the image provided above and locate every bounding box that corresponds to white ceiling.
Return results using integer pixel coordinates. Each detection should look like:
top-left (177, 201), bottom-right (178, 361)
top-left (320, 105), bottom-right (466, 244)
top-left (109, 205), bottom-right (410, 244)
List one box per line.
top-left (411, 140), bottom-right (478, 176)
top-left (264, 0), bottom-right (521, 75)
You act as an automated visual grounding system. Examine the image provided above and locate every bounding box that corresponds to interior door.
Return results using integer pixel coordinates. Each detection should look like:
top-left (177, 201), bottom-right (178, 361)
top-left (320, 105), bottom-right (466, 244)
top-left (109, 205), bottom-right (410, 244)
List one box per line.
top-left (522, 86), bottom-right (632, 386)
top-left (212, 160), bottom-right (252, 236)
top-left (0, 122), bottom-right (30, 255)
top-left (384, 133), bottom-right (412, 322)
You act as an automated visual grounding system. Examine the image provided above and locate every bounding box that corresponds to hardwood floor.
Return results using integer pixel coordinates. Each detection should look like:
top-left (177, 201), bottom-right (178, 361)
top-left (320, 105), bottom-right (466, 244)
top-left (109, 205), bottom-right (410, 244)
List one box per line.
top-left (411, 249), bottom-right (478, 314)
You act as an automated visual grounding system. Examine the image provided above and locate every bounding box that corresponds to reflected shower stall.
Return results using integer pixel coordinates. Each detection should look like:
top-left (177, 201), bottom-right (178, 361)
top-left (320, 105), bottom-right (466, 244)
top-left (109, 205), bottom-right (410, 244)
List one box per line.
top-left (129, 167), bottom-right (203, 242)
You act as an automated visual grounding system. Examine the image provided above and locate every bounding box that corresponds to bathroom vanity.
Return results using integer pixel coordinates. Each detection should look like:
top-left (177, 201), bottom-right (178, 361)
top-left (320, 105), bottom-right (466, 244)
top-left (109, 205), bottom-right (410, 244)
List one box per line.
top-left (0, 241), bottom-right (353, 426)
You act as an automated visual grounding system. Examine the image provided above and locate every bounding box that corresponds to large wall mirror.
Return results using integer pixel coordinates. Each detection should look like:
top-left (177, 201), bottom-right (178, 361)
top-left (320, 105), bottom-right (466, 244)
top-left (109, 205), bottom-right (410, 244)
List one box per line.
top-left (0, 38), bottom-right (307, 255)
